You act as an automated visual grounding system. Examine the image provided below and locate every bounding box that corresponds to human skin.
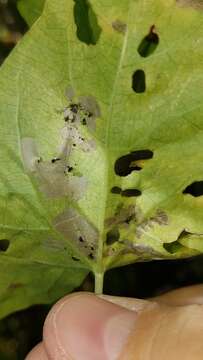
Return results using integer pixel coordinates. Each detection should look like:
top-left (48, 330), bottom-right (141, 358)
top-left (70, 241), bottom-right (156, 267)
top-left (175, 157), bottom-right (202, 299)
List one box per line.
top-left (26, 284), bottom-right (203, 359)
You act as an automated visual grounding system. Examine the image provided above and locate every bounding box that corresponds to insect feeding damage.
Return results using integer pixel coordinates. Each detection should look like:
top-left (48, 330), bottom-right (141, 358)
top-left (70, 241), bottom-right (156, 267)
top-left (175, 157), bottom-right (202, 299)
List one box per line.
top-left (21, 92), bottom-right (101, 200)
top-left (42, 237), bottom-right (67, 251)
top-left (65, 89), bottom-right (101, 128)
top-left (53, 208), bottom-right (99, 260)
top-left (136, 210), bottom-right (168, 238)
top-left (62, 92), bottom-right (101, 151)
top-left (114, 149), bottom-right (153, 176)
top-left (21, 137), bottom-right (87, 200)
top-left (120, 240), bottom-right (163, 258)
top-left (0, 239), bottom-right (10, 252)
top-left (105, 206), bottom-right (168, 260)
top-left (105, 204), bottom-right (138, 228)
top-left (20, 91), bottom-right (102, 264)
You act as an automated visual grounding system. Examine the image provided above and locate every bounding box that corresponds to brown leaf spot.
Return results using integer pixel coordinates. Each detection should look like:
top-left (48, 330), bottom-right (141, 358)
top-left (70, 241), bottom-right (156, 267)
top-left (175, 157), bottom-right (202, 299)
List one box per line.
top-left (8, 283), bottom-right (23, 290)
top-left (112, 19), bottom-right (127, 34)
top-left (177, 0), bottom-right (203, 10)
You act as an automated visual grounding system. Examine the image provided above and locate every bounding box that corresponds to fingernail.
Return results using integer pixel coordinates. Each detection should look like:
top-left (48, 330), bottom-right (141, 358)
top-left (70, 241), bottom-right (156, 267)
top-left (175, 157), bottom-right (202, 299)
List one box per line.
top-left (53, 294), bottom-right (138, 360)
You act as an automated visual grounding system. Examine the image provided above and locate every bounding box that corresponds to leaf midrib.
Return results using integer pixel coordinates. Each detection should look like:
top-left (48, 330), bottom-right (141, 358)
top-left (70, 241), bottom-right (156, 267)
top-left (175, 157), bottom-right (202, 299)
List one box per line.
top-left (98, 2), bottom-right (131, 273)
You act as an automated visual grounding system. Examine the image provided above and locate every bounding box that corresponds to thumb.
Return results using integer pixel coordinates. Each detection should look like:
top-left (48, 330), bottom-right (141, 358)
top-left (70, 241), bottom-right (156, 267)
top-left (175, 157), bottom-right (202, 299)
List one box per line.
top-left (42, 292), bottom-right (203, 360)
top-left (43, 292), bottom-right (140, 360)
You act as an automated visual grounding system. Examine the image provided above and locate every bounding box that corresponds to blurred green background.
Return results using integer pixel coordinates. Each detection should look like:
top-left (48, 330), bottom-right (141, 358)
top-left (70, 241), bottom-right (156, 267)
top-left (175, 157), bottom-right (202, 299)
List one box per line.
top-left (0, 1), bottom-right (203, 358)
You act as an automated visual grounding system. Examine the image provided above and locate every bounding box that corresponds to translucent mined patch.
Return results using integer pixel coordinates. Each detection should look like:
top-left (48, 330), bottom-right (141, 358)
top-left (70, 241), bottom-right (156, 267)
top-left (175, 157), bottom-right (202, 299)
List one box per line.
top-left (136, 210), bottom-right (168, 238)
top-left (35, 160), bottom-right (87, 199)
top-left (21, 137), bottom-right (87, 200)
top-left (79, 95), bottom-right (101, 130)
top-left (42, 237), bottom-right (67, 251)
top-left (61, 125), bottom-right (95, 152)
top-left (53, 208), bottom-right (98, 259)
top-left (21, 137), bottom-right (41, 172)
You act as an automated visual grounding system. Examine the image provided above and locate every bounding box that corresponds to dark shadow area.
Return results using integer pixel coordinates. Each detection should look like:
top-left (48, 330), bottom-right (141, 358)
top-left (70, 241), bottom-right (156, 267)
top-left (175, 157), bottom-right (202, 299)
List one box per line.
top-left (104, 255), bottom-right (203, 298)
top-left (0, 305), bottom-right (49, 360)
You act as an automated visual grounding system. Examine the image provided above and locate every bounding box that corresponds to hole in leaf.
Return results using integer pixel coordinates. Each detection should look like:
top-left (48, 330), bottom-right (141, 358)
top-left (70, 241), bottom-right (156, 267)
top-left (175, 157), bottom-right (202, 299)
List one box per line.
top-left (111, 186), bottom-right (122, 194)
top-left (115, 150), bottom-right (153, 176)
top-left (177, 229), bottom-right (192, 239)
top-left (121, 189), bottom-right (142, 197)
top-left (72, 256), bottom-right (80, 261)
top-left (163, 241), bottom-right (186, 254)
top-left (106, 228), bottom-right (120, 245)
top-left (67, 166), bottom-right (73, 173)
top-left (138, 25), bottom-right (159, 57)
top-left (132, 70), bottom-right (146, 93)
top-left (183, 181), bottom-right (203, 197)
top-left (125, 214), bottom-right (135, 224)
top-left (0, 239), bottom-right (10, 252)
top-left (51, 157), bottom-right (61, 163)
top-left (73, 0), bottom-right (102, 45)
top-left (79, 236), bottom-right (85, 243)
top-left (163, 230), bottom-right (192, 254)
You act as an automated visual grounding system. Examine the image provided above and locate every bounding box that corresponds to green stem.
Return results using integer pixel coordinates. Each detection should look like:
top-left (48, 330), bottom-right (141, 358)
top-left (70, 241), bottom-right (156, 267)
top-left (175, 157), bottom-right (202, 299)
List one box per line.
top-left (94, 271), bottom-right (104, 295)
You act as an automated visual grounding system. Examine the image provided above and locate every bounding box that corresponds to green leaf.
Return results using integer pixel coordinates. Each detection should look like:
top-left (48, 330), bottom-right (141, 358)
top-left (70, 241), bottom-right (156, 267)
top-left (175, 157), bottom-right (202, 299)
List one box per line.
top-left (17, 0), bottom-right (45, 26)
top-left (0, 0), bottom-right (203, 316)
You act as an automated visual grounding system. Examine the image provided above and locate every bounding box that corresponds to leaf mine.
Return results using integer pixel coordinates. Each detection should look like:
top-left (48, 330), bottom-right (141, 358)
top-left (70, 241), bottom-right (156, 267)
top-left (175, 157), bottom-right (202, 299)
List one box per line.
top-left (105, 204), bottom-right (138, 228)
top-left (21, 137), bottom-right (87, 200)
top-left (42, 237), bottom-right (67, 251)
top-left (78, 95), bottom-right (101, 130)
top-left (136, 210), bottom-right (168, 239)
top-left (120, 240), bottom-right (163, 258)
top-left (62, 94), bottom-right (101, 151)
top-left (53, 208), bottom-right (99, 259)
top-left (21, 137), bottom-right (42, 172)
